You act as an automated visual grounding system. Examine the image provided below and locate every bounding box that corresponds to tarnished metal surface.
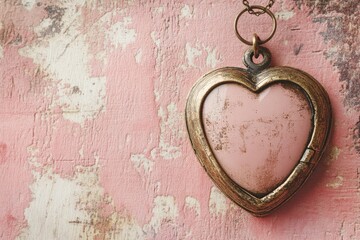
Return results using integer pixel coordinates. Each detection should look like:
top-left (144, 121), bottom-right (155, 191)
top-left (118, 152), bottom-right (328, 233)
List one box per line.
top-left (186, 66), bottom-right (331, 216)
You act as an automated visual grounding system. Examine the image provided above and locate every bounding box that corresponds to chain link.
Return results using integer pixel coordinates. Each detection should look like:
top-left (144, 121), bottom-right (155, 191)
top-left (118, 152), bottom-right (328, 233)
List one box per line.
top-left (242, 0), bottom-right (275, 16)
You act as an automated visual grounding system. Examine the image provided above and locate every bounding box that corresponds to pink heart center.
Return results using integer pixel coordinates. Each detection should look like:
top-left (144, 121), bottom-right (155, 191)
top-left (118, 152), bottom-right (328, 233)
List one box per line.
top-left (202, 83), bottom-right (312, 196)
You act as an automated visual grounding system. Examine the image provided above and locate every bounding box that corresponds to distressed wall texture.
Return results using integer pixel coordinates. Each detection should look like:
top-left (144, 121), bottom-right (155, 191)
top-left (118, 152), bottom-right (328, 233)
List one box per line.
top-left (0, 0), bottom-right (359, 239)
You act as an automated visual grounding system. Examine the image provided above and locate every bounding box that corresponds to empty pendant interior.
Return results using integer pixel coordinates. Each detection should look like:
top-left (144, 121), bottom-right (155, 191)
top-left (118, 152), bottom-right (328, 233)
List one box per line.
top-left (202, 82), bottom-right (312, 196)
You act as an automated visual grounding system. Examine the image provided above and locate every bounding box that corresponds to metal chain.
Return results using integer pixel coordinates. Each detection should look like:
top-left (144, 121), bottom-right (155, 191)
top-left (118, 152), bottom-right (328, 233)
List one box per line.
top-left (242, 0), bottom-right (275, 15)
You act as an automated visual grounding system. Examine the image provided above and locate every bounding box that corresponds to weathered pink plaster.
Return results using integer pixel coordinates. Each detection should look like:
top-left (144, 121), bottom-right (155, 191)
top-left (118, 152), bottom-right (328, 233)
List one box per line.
top-left (203, 83), bottom-right (312, 195)
top-left (0, 1), bottom-right (358, 239)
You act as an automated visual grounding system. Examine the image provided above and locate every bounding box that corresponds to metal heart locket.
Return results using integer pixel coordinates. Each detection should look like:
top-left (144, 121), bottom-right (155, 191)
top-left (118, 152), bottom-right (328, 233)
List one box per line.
top-left (185, 6), bottom-right (332, 216)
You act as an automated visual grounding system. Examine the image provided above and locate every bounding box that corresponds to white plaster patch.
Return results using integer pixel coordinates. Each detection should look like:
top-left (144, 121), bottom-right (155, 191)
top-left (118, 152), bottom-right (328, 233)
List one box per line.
top-left (326, 176), bottom-right (344, 189)
top-left (330, 146), bottom-right (341, 160)
top-left (209, 186), bottom-right (228, 216)
top-left (153, 6), bottom-right (165, 15)
top-left (18, 152), bottom-right (145, 240)
top-left (151, 31), bottom-right (161, 48)
top-left (132, 103), bottom-right (183, 163)
top-left (185, 196), bottom-right (200, 216)
top-left (135, 49), bottom-right (143, 64)
top-left (22, 0), bottom-right (36, 10)
top-left (79, 145), bottom-right (84, 158)
top-left (33, 18), bottom-right (53, 36)
top-left (180, 5), bottom-right (194, 19)
top-left (17, 169), bottom-right (91, 240)
top-left (144, 196), bottom-right (179, 234)
top-left (205, 47), bottom-right (221, 68)
top-left (131, 154), bottom-right (154, 175)
top-left (327, 146), bottom-right (341, 165)
top-left (108, 17), bottom-right (137, 49)
top-left (157, 103), bottom-right (183, 160)
top-left (19, 1), bottom-right (106, 124)
top-left (185, 43), bottom-right (202, 68)
top-left (275, 10), bottom-right (295, 20)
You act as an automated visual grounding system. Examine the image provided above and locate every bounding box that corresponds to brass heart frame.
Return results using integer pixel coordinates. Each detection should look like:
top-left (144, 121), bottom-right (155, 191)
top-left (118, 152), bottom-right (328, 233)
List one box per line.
top-left (185, 66), bottom-right (332, 216)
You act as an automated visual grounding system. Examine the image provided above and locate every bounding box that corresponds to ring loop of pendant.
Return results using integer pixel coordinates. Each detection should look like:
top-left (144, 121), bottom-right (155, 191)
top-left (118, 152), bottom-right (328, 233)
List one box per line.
top-left (235, 5), bottom-right (277, 46)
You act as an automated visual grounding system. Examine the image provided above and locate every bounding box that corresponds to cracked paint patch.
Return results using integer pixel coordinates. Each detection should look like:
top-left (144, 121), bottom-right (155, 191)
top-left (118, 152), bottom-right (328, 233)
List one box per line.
top-left (19, 1), bottom-right (106, 125)
top-left (294, 1), bottom-right (360, 113)
top-left (144, 196), bottom-right (178, 235)
top-left (275, 10), bottom-right (295, 20)
top-left (326, 176), bottom-right (344, 189)
top-left (185, 43), bottom-right (202, 68)
top-left (180, 5), bottom-right (194, 20)
top-left (21, 0), bottom-right (36, 11)
top-left (185, 43), bottom-right (221, 68)
top-left (130, 154), bottom-right (154, 175)
top-left (132, 103), bottom-right (183, 162)
top-left (326, 146), bottom-right (341, 165)
top-left (293, 1), bottom-right (360, 156)
top-left (157, 103), bottom-right (183, 160)
top-left (209, 186), bottom-right (228, 217)
top-left (108, 17), bottom-right (137, 49)
top-left (205, 47), bottom-right (221, 68)
top-left (18, 152), bottom-right (144, 240)
top-left (185, 196), bottom-right (200, 216)
top-left (135, 49), bottom-right (143, 64)
top-left (275, 1), bottom-right (295, 20)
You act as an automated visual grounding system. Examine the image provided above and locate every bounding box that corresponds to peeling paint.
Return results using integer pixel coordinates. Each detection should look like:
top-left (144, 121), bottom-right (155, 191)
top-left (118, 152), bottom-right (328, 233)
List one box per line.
top-left (326, 146), bottom-right (341, 165)
top-left (180, 5), bottom-right (194, 20)
top-left (108, 17), bottom-right (137, 49)
top-left (209, 186), bottom-right (228, 216)
top-left (21, 0), bottom-right (36, 11)
top-left (135, 49), bottom-right (143, 64)
top-left (153, 6), bottom-right (165, 15)
top-left (144, 196), bottom-right (178, 235)
top-left (275, 10), bottom-right (295, 20)
top-left (185, 196), bottom-right (200, 216)
top-left (19, 151), bottom-right (145, 240)
top-left (130, 154), bottom-right (154, 175)
top-left (295, 1), bottom-right (360, 113)
top-left (0, 1), bottom-right (359, 239)
top-left (151, 31), bottom-right (161, 48)
top-left (185, 43), bottom-right (202, 68)
top-left (19, 1), bottom-right (106, 124)
top-left (157, 103), bottom-right (183, 160)
top-left (205, 47), bottom-right (221, 68)
top-left (326, 176), bottom-right (344, 189)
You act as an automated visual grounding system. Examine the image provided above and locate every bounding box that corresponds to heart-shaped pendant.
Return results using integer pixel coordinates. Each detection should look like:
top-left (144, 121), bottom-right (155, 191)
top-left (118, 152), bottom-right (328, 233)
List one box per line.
top-left (185, 46), bottom-right (332, 216)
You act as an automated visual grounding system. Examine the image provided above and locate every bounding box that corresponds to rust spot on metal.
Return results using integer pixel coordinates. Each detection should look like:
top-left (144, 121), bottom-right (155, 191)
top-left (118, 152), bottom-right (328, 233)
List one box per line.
top-left (222, 98), bottom-right (230, 110)
top-left (252, 147), bottom-right (282, 196)
top-left (279, 82), bottom-right (311, 112)
top-left (214, 126), bottom-right (230, 151)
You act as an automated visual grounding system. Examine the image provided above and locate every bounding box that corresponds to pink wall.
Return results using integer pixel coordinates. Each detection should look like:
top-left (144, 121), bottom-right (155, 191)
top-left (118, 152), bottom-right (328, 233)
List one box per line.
top-left (0, 0), bottom-right (359, 239)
